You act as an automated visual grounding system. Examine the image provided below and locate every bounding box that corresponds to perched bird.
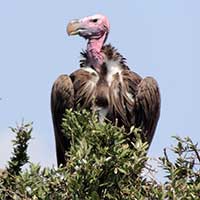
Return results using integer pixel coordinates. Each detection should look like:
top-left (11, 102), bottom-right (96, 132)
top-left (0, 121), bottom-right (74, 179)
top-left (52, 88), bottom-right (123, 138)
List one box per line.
top-left (51, 14), bottom-right (161, 166)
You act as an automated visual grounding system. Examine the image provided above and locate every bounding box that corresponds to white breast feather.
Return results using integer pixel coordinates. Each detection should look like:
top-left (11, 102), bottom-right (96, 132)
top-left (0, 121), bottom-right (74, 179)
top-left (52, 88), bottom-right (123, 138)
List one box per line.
top-left (106, 60), bottom-right (123, 86)
top-left (82, 67), bottom-right (99, 85)
top-left (126, 92), bottom-right (134, 102)
top-left (82, 67), bottom-right (98, 75)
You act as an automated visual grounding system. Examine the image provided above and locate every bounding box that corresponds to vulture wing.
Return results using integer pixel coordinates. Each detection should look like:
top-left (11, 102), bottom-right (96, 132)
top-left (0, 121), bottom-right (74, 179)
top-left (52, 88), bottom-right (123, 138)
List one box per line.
top-left (110, 70), bottom-right (160, 145)
top-left (134, 76), bottom-right (160, 144)
top-left (51, 75), bottom-right (74, 166)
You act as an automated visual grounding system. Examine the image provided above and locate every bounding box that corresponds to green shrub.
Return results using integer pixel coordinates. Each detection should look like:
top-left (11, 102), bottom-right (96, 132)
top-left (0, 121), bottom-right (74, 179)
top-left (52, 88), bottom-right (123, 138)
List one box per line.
top-left (0, 110), bottom-right (199, 199)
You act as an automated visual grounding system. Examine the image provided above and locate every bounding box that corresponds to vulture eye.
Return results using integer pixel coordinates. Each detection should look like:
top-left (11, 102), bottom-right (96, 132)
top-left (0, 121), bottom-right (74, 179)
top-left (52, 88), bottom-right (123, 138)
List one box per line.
top-left (91, 18), bottom-right (98, 23)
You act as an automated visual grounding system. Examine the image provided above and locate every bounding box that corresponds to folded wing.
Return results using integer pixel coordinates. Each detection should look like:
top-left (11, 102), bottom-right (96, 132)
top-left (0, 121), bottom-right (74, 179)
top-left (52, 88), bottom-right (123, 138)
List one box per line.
top-left (51, 75), bottom-right (74, 165)
top-left (109, 70), bottom-right (160, 145)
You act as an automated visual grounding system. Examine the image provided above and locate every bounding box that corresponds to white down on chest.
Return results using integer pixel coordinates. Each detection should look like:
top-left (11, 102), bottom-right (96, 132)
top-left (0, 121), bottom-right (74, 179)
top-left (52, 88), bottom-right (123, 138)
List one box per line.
top-left (106, 60), bottom-right (123, 86)
top-left (106, 59), bottom-right (135, 102)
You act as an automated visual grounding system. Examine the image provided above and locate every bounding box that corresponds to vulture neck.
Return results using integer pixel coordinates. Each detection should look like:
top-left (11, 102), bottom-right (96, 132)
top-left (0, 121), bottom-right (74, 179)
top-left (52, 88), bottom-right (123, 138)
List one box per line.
top-left (87, 33), bottom-right (107, 73)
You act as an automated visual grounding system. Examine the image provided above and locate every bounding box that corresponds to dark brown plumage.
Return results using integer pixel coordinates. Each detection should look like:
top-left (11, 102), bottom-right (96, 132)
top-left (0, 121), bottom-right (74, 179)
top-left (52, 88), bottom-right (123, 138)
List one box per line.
top-left (52, 14), bottom-right (160, 166)
top-left (51, 44), bottom-right (160, 166)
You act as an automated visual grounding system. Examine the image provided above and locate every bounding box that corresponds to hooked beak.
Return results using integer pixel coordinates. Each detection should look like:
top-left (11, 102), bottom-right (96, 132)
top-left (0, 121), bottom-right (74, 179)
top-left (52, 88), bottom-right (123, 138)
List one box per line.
top-left (67, 20), bottom-right (84, 36)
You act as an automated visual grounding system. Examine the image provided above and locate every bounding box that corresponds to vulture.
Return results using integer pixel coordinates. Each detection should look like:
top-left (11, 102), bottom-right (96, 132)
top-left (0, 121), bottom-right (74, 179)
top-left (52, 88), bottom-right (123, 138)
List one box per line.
top-left (51, 14), bottom-right (161, 166)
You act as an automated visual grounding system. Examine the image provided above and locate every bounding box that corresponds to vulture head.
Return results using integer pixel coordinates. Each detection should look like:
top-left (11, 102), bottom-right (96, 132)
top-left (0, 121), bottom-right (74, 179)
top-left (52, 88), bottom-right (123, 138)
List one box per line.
top-left (67, 14), bottom-right (110, 40)
top-left (67, 14), bottom-right (110, 71)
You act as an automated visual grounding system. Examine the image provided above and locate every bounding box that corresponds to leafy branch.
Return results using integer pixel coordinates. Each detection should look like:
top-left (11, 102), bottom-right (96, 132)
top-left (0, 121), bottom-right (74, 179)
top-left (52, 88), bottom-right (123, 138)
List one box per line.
top-left (7, 122), bottom-right (32, 176)
top-left (0, 110), bottom-right (199, 199)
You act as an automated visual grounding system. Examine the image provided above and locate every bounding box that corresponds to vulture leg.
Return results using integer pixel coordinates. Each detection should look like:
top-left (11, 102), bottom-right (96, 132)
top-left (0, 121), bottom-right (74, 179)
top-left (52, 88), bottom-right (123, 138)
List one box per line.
top-left (51, 75), bottom-right (74, 166)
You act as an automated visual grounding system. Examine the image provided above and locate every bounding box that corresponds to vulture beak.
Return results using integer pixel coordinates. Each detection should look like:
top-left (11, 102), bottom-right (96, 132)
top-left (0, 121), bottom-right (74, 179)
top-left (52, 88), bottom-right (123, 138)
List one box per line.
top-left (67, 20), bottom-right (83, 36)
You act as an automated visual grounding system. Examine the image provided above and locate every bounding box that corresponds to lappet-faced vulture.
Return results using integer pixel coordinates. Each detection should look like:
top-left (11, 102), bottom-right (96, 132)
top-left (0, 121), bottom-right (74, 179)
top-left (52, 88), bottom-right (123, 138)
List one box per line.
top-left (51, 14), bottom-right (161, 166)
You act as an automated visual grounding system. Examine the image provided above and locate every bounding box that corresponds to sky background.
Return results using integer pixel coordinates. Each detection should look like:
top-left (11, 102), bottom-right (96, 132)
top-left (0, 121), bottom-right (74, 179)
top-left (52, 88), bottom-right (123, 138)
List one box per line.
top-left (0, 0), bottom-right (200, 175)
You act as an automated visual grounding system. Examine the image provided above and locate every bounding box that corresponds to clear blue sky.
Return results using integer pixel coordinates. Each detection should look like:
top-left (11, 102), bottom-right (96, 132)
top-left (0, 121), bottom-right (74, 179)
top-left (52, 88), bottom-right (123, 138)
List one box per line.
top-left (0, 1), bottom-right (200, 169)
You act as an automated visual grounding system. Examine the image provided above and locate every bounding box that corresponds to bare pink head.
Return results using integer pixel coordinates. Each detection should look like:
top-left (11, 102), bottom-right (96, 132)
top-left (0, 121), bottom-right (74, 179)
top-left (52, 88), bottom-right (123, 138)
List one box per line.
top-left (67, 14), bottom-right (110, 40)
top-left (67, 14), bottom-right (110, 72)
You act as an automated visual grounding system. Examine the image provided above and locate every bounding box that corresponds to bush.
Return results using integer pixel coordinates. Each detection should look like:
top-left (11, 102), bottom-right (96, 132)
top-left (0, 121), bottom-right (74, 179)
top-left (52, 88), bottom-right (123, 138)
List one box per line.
top-left (0, 110), bottom-right (199, 199)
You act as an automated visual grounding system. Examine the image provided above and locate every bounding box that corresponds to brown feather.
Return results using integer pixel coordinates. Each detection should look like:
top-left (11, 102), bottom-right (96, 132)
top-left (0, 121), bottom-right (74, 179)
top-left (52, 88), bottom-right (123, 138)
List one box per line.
top-left (51, 75), bottom-right (74, 165)
top-left (136, 77), bottom-right (161, 144)
top-left (70, 69), bottom-right (98, 109)
top-left (108, 69), bottom-right (160, 144)
top-left (51, 44), bottom-right (161, 166)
